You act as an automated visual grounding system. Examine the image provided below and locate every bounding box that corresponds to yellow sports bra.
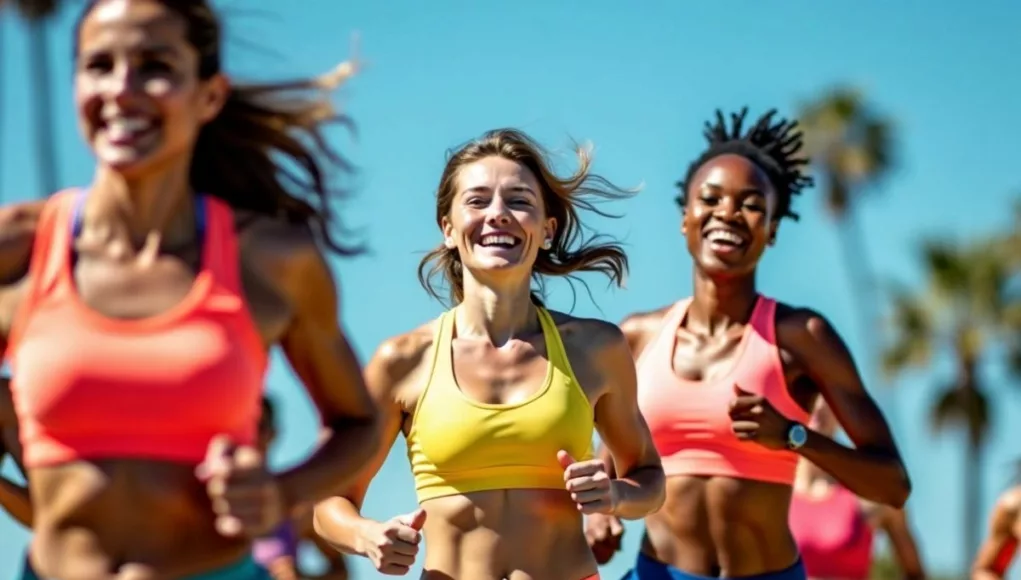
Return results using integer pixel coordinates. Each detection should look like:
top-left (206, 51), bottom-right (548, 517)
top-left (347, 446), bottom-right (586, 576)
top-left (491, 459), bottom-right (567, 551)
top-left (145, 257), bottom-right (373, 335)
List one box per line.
top-left (407, 306), bottom-right (595, 502)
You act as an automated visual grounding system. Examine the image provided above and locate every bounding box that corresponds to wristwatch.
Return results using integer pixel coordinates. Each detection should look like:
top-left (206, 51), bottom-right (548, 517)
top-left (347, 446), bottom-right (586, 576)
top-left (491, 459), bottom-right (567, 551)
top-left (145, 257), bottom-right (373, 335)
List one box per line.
top-left (785, 422), bottom-right (808, 450)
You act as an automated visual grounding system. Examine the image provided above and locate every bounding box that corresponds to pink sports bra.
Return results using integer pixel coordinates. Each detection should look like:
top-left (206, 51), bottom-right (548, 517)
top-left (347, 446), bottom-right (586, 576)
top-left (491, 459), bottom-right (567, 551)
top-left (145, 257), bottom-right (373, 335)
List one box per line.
top-left (790, 485), bottom-right (874, 580)
top-left (635, 296), bottom-right (810, 485)
top-left (8, 190), bottom-right (267, 468)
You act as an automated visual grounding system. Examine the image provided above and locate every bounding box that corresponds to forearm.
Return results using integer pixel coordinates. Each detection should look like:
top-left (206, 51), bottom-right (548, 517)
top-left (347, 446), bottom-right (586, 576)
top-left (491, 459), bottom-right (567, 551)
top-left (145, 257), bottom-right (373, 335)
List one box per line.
top-left (0, 476), bottom-right (31, 528)
top-left (798, 429), bottom-right (910, 507)
top-left (312, 495), bottom-right (379, 557)
top-left (611, 464), bottom-right (665, 520)
top-left (277, 417), bottom-right (380, 517)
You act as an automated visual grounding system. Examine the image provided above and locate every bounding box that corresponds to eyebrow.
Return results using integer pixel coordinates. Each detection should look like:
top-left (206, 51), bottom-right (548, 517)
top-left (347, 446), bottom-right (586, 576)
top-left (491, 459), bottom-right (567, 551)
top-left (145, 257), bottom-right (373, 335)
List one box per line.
top-left (701, 183), bottom-right (765, 196)
top-left (461, 184), bottom-right (537, 195)
top-left (79, 43), bottom-right (181, 60)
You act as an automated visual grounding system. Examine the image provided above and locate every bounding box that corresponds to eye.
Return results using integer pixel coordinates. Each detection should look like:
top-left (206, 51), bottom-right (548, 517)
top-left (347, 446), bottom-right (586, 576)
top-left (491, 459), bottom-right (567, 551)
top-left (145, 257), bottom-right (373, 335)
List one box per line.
top-left (141, 60), bottom-right (173, 75)
top-left (81, 55), bottom-right (113, 74)
top-left (465, 196), bottom-right (487, 207)
top-left (699, 194), bottom-right (720, 205)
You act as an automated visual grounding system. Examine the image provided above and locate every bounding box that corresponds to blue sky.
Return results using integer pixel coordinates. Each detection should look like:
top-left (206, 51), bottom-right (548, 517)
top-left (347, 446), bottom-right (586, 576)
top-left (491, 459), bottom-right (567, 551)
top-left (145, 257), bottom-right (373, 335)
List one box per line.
top-left (1, 0), bottom-right (1020, 577)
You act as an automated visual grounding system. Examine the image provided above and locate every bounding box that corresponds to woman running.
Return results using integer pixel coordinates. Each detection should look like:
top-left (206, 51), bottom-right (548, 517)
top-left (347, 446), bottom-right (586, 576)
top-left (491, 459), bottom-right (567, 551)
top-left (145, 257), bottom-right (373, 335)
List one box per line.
top-left (314, 128), bottom-right (665, 580)
top-left (585, 108), bottom-right (911, 580)
top-left (254, 396), bottom-right (350, 580)
top-left (0, 0), bottom-right (379, 578)
top-left (972, 485), bottom-right (1021, 579)
top-left (790, 401), bottom-right (925, 580)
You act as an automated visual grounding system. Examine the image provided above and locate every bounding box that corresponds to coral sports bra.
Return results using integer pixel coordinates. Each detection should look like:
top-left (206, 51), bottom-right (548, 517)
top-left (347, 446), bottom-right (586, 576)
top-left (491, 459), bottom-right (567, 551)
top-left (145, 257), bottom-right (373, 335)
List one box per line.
top-left (8, 190), bottom-right (267, 468)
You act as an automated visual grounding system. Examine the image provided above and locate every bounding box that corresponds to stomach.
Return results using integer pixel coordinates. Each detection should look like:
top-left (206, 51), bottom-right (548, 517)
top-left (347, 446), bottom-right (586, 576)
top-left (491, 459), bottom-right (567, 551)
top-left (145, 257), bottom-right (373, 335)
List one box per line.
top-left (642, 475), bottom-right (800, 577)
top-left (28, 459), bottom-right (250, 580)
top-left (420, 488), bottom-right (597, 580)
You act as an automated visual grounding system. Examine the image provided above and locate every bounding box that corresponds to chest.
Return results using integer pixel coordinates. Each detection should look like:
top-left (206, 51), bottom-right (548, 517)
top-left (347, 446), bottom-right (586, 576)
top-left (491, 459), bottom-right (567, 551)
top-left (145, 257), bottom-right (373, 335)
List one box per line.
top-left (67, 241), bottom-right (290, 346)
top-left (671, 326), bottom-right (748, 383)
top-left (450, 338), bottom-right (552, 406)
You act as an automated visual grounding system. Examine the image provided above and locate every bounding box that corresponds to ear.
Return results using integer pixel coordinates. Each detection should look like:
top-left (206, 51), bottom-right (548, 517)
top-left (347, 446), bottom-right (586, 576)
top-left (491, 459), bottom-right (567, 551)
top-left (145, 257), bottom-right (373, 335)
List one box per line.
top-left (197, 73), bottom-right (231, 124)
top-left (441, 216), bottom-right (456, 250)
top-left (680, 206), bottom-right (689, 237)
top-left (544, 217), bottom-right (557, 246)
top-left (768, 221), bottom-right (779, 246)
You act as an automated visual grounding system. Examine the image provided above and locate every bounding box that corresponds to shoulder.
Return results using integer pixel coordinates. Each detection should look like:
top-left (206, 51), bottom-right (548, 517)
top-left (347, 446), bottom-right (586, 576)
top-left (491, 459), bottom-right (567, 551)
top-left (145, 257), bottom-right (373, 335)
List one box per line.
top-left (237, 212), bottom-right (320, 272)
top-left (620, 305), bottom-right (673, 335)
top-left (774, 302), bottom-right (844, 352)
top-left (619, 303), bottom-right (675, 357)
top-left (996, 486), bottom-right (1021, 519)
top-left (0, 199), bottom-right (49, 285)
top-left (236, 213), bottom-right (332, 303)
top-left (365, 319), bottom-right (440, 395)
top-left (548, 311), bottom-right (630, 362)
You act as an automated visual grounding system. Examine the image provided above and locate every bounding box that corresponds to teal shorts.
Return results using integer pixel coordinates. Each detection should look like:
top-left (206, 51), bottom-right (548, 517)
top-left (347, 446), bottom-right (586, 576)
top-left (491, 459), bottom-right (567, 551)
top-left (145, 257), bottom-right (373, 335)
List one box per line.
top-left (19, 554), bottom-right (271, 580)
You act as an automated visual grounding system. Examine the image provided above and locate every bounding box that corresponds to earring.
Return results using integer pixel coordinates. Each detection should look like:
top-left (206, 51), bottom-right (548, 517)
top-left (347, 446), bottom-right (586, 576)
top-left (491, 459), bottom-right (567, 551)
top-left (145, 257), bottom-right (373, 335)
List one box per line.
top-left (542, 239), bottom-right (552, 250)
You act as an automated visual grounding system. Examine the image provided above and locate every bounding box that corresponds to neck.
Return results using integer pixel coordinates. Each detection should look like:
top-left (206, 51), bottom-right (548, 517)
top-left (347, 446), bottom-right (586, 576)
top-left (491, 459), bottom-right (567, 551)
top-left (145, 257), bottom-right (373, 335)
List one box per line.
top-left (90, 161), bottom-right (194, 243)
top-left (456, 273), bottom-right (538, 347)
top-left (687, 265), bottom-right (759, 333)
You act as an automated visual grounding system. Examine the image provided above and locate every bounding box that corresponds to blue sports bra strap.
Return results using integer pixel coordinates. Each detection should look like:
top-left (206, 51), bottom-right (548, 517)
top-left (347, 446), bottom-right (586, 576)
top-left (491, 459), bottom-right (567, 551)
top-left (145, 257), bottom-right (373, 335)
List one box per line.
top-left (70, 191), bottom-right (207, 240)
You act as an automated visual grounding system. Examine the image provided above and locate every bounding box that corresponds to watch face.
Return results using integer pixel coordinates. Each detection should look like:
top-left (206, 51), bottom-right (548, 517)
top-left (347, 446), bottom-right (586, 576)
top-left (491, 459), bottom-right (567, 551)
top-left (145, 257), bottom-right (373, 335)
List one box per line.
top-left (789, 424), bottom-right (808, 447)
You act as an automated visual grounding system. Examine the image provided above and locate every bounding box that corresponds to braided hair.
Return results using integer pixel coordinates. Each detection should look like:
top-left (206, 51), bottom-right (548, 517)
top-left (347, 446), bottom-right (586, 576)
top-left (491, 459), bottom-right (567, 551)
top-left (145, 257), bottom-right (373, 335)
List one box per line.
top-left (675, 108), bottom-right (814, 221)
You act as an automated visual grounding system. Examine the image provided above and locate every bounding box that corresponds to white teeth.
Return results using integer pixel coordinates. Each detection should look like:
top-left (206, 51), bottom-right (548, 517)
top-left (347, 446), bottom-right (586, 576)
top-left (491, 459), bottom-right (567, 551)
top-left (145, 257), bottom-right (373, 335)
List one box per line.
top-left (479, 234), bottom-right (517, 247)
top-left (706, 230), bottom-right (745, 245)
top-left (105, 117), bottom-right (153, 140)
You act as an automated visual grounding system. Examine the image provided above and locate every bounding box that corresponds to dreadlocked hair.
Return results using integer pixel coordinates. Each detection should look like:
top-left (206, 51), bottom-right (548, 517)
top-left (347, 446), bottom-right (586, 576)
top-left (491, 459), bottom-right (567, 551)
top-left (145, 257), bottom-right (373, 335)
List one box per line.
top-left (675, 108), bottom-right (814, 221)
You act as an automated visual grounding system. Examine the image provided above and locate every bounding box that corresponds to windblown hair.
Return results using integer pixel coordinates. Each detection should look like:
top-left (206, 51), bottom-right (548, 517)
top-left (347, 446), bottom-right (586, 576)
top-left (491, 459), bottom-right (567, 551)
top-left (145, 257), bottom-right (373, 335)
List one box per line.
top-left (676, 108), bottom-right (814, 221)
top-left (74, 0), bottom-right (361, 255)
top-left (418, 128), bottom-right (634, 305)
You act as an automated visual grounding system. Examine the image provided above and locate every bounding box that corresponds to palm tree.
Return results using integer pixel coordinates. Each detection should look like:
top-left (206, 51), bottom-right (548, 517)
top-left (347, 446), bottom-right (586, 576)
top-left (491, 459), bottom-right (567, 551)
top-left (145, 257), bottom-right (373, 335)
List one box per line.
top-left (2, 0), bottom-right (62, 197)
top-left (883, 230), bottom-right (1021, 568)
top-left (797, 88), bottom-right (894, 387)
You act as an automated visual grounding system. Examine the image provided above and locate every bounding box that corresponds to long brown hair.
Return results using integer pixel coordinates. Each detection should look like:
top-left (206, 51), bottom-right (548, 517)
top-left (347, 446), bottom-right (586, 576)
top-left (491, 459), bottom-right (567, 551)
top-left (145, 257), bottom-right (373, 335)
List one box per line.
top-left (418, 128), bottom-right (635, 305)
top-left (73, 0), bottom-right (361, 255)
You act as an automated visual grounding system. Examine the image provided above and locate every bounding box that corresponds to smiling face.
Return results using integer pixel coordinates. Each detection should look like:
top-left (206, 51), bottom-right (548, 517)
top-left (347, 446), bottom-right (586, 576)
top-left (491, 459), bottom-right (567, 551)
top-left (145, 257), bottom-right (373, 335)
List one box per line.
top-left (441, 155), bottom-right (557, 282)
top-left (74, 0), bottom-right (228, 177)
top-left (681, 154), bottom-right (779, 277)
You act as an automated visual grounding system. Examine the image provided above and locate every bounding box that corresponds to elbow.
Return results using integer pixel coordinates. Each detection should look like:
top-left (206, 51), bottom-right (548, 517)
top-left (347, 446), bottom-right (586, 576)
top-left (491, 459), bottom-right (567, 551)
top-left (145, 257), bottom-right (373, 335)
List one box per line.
top-left (891, 466), bottom-right (913, 509)
top-left (647, 466), bottom-right (667, 515)
top-left (880, 465), bottom-right (912, 509)
top-left (616, 463), bottom-right (666, 520)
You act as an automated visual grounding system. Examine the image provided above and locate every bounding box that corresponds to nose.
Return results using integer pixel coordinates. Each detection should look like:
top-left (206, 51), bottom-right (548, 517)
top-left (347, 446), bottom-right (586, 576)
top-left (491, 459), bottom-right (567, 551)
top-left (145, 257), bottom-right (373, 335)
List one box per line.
top-left (712, 196), bottom-right (743, 223)
top-left (99, 63), bottom-right (144, 106)
top-left (484, 198), bottom-right (513, 226)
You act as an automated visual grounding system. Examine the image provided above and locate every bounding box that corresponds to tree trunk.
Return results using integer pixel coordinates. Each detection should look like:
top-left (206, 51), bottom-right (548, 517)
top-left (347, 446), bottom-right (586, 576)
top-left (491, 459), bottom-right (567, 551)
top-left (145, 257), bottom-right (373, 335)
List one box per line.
top-left (836, 204), bottom-right (892, 412)
top-left (964, 422), bottom-right (982, 573)
top-left (27, 16), bottom-right (58, 197)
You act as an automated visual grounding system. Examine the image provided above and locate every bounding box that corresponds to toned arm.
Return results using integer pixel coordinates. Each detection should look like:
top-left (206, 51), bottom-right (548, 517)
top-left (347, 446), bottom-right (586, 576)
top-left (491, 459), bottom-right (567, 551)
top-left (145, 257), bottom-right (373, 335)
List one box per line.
top-left (972, 488), bottom-right (1021, 580)
top-left (781, 308), bottom-right (911, 508)
top-left (313, 329), bottom-right (431, 557)
top-left (589, 320), bottom-right (665, 520)
top-left (272, 236), bottom-right (381, 515)
top-left (869, 503), bottom-right (926, 580)
top-left (0, 377), bottom-right (31, 528)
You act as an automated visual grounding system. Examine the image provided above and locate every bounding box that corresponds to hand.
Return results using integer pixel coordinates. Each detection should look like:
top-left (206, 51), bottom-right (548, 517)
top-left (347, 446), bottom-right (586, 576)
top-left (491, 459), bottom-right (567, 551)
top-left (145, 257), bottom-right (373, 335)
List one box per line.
top-left (584, 513), bottom-right (625, 565)
top-left (728, 385), bottom-right (792, 450)
top-left (359, 508), bottom-right (427, 575)
top-left (558, 450), bottom-right (619, 515)
top-left (196, 435), bottom-right (286, 538)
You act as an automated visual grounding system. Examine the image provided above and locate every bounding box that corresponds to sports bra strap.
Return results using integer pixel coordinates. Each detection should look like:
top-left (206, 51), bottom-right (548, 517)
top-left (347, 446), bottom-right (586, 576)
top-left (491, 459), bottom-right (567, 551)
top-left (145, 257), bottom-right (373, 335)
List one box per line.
top-left (70, 190), bottom-right (207, 240)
